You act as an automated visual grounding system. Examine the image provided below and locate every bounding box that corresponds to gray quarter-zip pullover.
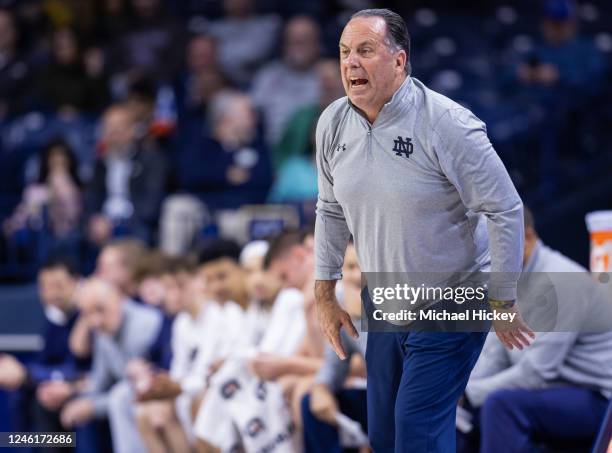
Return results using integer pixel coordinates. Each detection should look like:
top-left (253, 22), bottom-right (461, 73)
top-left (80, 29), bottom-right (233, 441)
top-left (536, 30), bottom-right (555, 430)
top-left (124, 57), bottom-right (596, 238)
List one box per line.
top-left (314, 76), bottom-right (524, 301)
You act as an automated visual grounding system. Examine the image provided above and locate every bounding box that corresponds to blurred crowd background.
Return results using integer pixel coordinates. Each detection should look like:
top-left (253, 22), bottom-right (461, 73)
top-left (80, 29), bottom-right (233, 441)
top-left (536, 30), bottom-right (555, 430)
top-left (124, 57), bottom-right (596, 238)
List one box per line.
top-left (0, 0), bottom-right (609, 278)
top-left (0, 0), bottom-right (611, 451)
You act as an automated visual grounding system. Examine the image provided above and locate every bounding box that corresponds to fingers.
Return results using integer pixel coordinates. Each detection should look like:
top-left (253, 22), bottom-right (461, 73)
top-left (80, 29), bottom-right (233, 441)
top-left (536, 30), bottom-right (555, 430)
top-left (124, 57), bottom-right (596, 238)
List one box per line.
top-left (341, 312), bottom-right (359, 339)
top-left (327, 325), bottom-right (347, 360)
top-left (497, 325), bottom-right (535, 351)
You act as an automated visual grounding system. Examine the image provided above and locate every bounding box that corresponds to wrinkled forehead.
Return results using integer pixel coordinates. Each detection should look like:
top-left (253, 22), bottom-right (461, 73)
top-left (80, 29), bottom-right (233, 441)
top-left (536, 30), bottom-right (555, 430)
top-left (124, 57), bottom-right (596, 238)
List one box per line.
top-left (340, 16), bottom-right (388, 48)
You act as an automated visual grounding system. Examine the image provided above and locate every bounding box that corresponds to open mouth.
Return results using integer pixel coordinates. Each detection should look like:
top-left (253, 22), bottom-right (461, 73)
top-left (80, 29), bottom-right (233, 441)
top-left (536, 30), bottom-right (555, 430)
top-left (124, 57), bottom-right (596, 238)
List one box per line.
top-left (350, 77), bottom-right (368, 88)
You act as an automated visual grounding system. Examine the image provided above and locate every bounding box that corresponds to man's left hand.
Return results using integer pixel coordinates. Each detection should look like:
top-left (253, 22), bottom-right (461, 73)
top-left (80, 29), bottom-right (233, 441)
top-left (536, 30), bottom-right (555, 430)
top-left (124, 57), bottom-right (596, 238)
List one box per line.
top-left (492, 304), bottom-right (535, 350)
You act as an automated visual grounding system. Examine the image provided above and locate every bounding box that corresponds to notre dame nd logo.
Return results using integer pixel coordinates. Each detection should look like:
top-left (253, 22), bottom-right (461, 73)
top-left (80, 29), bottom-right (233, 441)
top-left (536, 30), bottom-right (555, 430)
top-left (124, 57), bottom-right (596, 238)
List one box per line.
top-left (393, 136), bottom-right (413, 158)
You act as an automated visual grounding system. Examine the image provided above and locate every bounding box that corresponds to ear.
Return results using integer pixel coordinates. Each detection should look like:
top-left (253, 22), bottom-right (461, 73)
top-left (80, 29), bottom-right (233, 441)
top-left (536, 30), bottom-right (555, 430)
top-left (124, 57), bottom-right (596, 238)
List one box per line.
top-left (395, 49), bottom-right (407, 73)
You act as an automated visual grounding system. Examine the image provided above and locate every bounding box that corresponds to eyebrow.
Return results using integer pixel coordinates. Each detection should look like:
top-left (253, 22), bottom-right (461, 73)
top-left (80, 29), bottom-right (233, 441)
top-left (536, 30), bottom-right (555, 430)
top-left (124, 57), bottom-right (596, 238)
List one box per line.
top-left (339, 39), bottom-right (377, 49)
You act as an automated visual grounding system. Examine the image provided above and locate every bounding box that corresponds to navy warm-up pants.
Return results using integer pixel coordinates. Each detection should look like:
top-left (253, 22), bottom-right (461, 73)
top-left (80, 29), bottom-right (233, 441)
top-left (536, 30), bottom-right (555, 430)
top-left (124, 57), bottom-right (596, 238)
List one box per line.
top-left (366, 330), bottom-right (487, 452)
top-left (457, 387), bottom-right (609, 453)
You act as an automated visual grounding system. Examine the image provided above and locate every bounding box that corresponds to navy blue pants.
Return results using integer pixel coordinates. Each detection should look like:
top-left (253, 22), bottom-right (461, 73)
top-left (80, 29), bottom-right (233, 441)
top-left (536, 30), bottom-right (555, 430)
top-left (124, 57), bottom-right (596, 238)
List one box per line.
top-left (478, 387), bottom-right (609, 452)
top-left (301, 389), bottom-right (368, 453)
top-left (366, 331), bottom-right (487, 452)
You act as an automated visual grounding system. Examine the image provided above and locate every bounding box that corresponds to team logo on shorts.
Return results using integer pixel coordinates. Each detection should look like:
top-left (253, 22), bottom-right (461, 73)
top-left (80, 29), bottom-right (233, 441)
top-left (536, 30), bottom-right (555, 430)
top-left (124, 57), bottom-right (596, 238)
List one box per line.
top-left (246, 417), bottom-right (266, 437)
top-left (334, 143), bottom-right (346, 154)
top-left (393, 136), bottom-right (413, 158)
top-left (221, 379), bottom-right (241, 399)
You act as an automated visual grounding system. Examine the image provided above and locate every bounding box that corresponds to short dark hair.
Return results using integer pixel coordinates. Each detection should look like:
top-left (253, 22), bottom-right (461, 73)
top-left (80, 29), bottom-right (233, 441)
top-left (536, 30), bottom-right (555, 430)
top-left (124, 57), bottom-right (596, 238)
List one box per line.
top-left (40, 255), bottom-right (79, 277)
top-left (351, 8), bottom-right (411, 75)
top-left (165, 254), bottom-right (199, 275)
top-left (198, 239), bottom-right (241, 265)
top-left (133, 250), bottom-right (168, 283)
top-left (264, 230), bottom-right (303, 270)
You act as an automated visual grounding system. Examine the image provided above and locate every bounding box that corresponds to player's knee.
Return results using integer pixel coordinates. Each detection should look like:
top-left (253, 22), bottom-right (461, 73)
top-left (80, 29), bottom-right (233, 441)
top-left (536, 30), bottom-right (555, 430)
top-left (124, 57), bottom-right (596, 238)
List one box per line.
top-left (481, 389), bottom-right (520, 424)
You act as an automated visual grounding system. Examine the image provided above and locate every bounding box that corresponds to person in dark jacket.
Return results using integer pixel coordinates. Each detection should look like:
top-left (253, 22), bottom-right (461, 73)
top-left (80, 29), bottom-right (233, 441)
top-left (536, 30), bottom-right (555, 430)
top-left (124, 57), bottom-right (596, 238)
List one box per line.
top-left (85, 103), bottom-right (168, 245)
top-left (0, 256), bottom-right (89, 436)
top-left (37, 27), bottom-right (109, 114)
top-left (160, 90), bottom-right (272, 254)
top-left (172, 90), bottom-right (272, 210)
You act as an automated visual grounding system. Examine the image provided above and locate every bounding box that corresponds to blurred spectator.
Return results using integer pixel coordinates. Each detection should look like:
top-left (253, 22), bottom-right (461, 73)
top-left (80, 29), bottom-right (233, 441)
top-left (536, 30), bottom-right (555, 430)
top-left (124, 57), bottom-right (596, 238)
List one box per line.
top-left (273, 58), bottom-right (343, 169)
top-left (133, 248), bottom-right (230, 452)
top-left (239, 239), bottom-right (306, 358)
top-left (94, 239), bottom-right (147, 298)
top-left (268, 58), bottom-right (345, 204)
top-left (92, 0), bottom-right (131, 42)
top-left (159, 255), bottom-right (199, 316)
top-left (124, 75), bottom-right (177, 148)
top-left (193, 235), bottom-right (309, 452)
top-left (124, 77), bottom-right (156, 138)
top-left (61, 277), bottom-right (163, 453)
top-left (68, 240), bottom-right (148, 365)
top-left (457, 208), bottom-right (612, 453)
top-left (133, 249), bottom-right (167, 307)
top-left (174, 34), bottom-right (228, 121)
top-left (514, 0), bottom-right (606, 103)
top-left (85, 103), bottom-right (168, 245)
top-left (4, 139), bottom-right (83, 242)
top-left (241, 240), bottom-right (274, 346)
top-left (301, 242), bottom-right (368, 453)
top-left (0, 8), bottom-right (34, 119)
top-left (254, 231), bottom-right (322, 422)
top-left (107, 0), bottom-right (183, 84)
top-left (251, 15), bottom-right (321, 146)
top-left (204, 0), bottom-right (281, 87)
top-left (136, 240), bottom-right (246, 451)
top-left (37, 27), bottom-right (109, 114)
top-left (0, 257), bottom-right (88, 436)
top-left (160, 90), bottom-right (272, 255)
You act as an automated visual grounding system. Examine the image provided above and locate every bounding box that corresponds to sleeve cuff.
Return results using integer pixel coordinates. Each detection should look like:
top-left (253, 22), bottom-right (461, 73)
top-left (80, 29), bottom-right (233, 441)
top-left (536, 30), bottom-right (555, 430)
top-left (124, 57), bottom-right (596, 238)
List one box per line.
top-left (314, 267), bottom-right (342, 281)
top-left (488, 285), bottom-right (517, 302)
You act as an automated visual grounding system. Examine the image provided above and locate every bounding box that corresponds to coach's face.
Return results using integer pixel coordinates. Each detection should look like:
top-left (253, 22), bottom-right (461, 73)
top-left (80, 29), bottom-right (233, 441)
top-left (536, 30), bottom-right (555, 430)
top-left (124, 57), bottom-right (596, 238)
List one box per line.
top-left (339, 16), bottom-right (406, 121)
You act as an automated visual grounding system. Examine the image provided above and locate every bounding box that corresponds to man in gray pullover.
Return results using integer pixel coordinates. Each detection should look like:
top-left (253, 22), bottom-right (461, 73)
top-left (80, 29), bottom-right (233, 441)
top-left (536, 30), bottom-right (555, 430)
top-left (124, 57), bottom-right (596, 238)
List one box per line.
top-left (59, 278), bottom-right (162, 453)
top-left (313, 8), bottom-right (534, 453)
top-left (459, 208), bottom-right (612, 452)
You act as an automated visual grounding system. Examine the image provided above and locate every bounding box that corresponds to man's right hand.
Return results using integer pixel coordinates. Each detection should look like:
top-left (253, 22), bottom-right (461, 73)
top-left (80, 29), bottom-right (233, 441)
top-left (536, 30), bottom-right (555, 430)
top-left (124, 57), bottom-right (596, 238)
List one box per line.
top-left (310, 383), bottom-right (339, 425)
top-left (315, 280), bottom-right (358, 360)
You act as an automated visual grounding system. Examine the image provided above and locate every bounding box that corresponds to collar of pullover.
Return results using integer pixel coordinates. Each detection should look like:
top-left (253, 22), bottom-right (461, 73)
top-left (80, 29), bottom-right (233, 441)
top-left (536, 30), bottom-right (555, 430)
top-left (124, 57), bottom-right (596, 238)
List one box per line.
top-left (347, 75), bottom-right (415, 128)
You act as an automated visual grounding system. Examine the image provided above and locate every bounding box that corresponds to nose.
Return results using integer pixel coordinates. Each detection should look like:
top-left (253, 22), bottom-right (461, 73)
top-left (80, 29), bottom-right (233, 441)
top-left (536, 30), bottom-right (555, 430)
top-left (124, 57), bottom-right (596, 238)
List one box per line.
top-left (346, 52), bottom-right (360, 68)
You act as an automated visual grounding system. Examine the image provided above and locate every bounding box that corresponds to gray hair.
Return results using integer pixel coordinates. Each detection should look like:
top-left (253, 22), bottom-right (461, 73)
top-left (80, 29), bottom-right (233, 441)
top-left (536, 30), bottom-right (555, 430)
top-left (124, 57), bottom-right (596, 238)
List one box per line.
top-left (208, 90), bottom-right (249, 127)
top-left (351, 8), bottom-right (411, 75)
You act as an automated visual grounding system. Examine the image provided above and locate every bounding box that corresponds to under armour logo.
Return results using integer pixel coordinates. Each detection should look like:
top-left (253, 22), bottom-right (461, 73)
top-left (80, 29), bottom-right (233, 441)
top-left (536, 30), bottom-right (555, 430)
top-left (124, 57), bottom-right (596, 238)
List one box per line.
top-left (393, 136), bottom-right (413, 158)
top-left (334, 143), bottom-right (346, 154)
